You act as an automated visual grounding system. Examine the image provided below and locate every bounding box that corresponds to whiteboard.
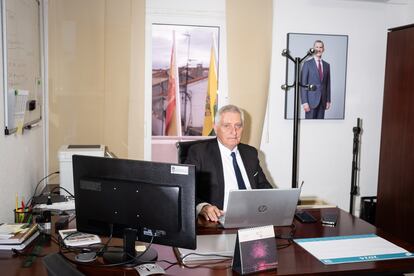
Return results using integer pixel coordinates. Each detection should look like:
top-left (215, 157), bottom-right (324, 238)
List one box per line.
top-left (2, 0), bottom-right (43, 134)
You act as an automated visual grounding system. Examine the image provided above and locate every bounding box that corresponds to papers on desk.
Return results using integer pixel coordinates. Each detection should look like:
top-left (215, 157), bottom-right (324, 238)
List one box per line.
top-left (0, 223), bottom-right (38, 244)
top-left (0, 224), bottom-right (39, 250)
top-left (59, 229), bottom-right (101, 247)
top-left (174, 234), bottom-right (236, 264)
top-left (294, 234), bottom-right (414, 265)
top-left (0, 231), bottom-right (39, 250)
top-left (34, 199), bottom-right (75, 212)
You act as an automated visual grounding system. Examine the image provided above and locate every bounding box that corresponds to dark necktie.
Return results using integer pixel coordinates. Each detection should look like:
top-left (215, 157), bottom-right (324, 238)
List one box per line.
top-left (317, 60), bottom-right (323, 81)
top-left (231, 152), bottom-right (246, 190)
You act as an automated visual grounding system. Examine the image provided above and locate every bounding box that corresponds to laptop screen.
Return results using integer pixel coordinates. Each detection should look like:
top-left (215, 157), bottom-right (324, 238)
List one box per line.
top-left (220, 188), bottom-right (301, 229)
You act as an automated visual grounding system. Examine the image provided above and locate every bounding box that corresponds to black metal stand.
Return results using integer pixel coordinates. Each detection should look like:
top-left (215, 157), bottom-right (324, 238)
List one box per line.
top-left (349, 118), bottom-right (362, 215)
top-left (103, 228), bottom-right (157, 267)
top-left (281, 48), bottom-right (315, 188)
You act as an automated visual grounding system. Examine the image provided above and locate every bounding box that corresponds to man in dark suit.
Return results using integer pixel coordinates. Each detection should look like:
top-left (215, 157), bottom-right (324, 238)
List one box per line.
top-left (300, 40), bottom-right (331, 119)
top-left (185, 104), bottom-right (271, 222)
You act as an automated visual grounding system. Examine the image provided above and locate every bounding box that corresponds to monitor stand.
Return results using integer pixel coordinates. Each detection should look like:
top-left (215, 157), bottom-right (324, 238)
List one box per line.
top-left (103, 228), bottom-right (158, 267)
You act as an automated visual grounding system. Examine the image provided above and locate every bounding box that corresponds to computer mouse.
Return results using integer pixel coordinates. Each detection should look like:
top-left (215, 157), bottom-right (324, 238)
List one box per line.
top-left (135, 263), bottom-right (165, 276)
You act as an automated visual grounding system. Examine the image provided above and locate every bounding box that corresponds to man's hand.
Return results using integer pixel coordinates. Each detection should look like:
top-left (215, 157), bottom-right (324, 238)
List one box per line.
top-left (303, 103), bottom-right (310, 112)
top-left (326, 102), bottom-right (331, 110)
top-left (200, 204), bottom-right (224, 222)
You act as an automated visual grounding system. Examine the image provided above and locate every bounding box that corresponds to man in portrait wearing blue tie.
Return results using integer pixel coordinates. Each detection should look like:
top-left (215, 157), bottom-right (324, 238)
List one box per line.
top-left (185, 104), bottom-right (271, 222)
top-left (300, 40), bottom-right (331, 119)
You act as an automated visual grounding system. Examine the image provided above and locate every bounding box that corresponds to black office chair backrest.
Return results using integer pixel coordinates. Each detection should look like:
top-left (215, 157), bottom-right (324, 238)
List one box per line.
top-left (43, 253), bottom-right (85, 276)
top-left (176, 138), bottom-right (216, 164)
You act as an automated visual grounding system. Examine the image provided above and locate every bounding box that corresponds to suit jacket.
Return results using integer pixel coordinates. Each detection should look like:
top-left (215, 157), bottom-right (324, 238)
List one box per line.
top-left (185, 139), bottom-right (272, 209)
top-left (300, 58), bottom-right (331, 109)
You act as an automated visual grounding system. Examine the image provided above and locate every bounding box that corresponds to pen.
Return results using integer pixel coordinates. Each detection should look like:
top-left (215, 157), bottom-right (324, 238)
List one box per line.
top-left (27, 214), bottom-right (32, 224)
top-left (19, 200), bottom-right (25, 223)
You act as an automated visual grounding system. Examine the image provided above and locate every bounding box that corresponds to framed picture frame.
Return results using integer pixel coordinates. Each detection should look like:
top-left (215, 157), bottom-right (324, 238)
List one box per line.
top-left (284, 33), bottom-right (348, 120)
top-left (151, 24), bottom-right (220, 136)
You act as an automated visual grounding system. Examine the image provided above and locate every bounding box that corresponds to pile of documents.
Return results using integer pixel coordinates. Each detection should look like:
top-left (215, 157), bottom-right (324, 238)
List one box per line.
top-left (174, 234), bottom-right (236, 264)
top-left (0, 223), bottom-right (39, 250)
top-left (34, 199), bottom-right (75, 212)
top-left (58, 229), bottom-right (101, 247)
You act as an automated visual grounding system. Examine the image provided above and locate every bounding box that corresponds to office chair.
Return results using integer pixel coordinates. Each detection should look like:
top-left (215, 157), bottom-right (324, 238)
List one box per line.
top-left (176, 138), bottom-right (216, 164)
top-left (43, 253), bottom-right (85, 276)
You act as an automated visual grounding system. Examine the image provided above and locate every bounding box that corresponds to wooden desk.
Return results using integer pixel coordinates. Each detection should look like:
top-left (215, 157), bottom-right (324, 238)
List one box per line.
top-left (1, 208), bottom-right (414, 275)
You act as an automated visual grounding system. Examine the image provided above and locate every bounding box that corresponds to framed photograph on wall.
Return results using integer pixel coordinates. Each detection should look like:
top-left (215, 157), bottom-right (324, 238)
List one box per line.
top-left (152, 24), bottom-right (219, 136)
top-left (284, 33), bottom-right (348, 120)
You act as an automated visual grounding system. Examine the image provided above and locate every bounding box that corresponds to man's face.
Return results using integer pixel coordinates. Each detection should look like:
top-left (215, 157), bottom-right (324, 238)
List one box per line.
top-left (214, 111), bottom-right (243, 150)
top-left (314, 42), bottom-right (324, 58)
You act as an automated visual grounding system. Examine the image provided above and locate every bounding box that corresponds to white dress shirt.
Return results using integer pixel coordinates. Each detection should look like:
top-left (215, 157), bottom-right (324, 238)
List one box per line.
top-left (196, 140), bottom-right (252, 215)
top-left (217, 140), bottom-right (252, 211)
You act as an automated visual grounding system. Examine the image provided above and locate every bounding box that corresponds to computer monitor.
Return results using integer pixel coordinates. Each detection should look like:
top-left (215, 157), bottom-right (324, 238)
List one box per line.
top-left (72, 155), bottom-right (196, 265)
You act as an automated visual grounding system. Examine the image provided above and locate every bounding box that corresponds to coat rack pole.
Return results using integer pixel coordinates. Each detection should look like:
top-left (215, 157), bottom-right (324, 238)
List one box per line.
top-left (281, 48), bottom-right (315, 188)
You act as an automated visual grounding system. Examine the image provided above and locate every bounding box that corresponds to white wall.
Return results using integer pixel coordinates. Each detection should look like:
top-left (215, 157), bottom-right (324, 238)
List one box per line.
top-left (0, 0), bottom-right (46, 222)
top-left (0, 89), bottom-right (45, 222)
top-left (261, 0), bottom-right (414, 212)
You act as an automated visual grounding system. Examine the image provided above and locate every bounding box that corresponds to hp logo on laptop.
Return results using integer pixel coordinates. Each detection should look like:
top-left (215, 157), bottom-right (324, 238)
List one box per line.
top-left (258, 205), bottom-right (268, 213)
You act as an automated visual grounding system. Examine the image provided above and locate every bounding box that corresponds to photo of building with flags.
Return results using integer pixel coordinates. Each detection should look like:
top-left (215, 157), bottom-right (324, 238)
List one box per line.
top-left (151, 25), bottom-right (219, 137)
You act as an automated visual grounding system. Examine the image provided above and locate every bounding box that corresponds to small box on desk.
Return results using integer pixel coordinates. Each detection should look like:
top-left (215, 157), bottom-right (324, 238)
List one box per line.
top-left (58, 145), bottom-right (105, 195)
top-left (55, 216), bottom-right (69, 233)
top-left (297, 196), bottom-right (336, 209)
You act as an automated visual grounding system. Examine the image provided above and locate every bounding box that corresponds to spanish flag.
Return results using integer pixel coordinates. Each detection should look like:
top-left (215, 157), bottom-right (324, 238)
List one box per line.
top-left (202, 43), bottom-right (218, 136)
top-left (165, 31), bottom-right (181, 136)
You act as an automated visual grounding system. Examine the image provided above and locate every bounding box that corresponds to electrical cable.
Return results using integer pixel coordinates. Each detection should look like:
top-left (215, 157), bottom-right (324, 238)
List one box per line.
top-left (179, 258), bottom-right (232, 270)
top-left (58, 227), bottom-right (157, 268)
top-left (274, 223), bottom-right (296, 249)
top-left (26, 171), bottom-right (60, 207)
top-left (12, 248), bottom-right (46, 257)
top-left (50, 186), bottom-right (75, 199)
top-left (97, 224), bottom-right (113, 257)
top-left (180, 252), bottom-right (233, 262)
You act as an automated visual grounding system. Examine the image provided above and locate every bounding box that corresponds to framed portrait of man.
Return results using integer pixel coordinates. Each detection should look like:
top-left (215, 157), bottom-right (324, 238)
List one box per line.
top-left (284, 33), bottom-right (348, 120)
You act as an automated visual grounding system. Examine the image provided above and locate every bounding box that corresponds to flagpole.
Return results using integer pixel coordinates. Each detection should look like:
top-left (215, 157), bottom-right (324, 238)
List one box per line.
top-left (174, 32), bottom-right (182, 136)
top-left (165, 31), bottom-right (181, 136)
top-left (202, 36), bottom-right (218, 136)
top-left (183, 32), bottom-right (191, 135)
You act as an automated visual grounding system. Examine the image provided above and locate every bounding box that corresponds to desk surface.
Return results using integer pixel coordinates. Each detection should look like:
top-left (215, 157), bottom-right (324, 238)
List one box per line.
top-left (1, 208), bottom-right (414, 276)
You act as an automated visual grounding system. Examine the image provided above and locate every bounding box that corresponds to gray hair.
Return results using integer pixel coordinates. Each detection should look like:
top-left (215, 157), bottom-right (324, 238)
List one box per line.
top-left (314, 40), bottom-right (324, 47)
top-left (214, 104), bottom-right (245, 126)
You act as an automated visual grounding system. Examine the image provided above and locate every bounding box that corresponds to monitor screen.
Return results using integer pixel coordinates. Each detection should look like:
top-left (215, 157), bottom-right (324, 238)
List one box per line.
top-left (72, 155), bottom-right (196, 265)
